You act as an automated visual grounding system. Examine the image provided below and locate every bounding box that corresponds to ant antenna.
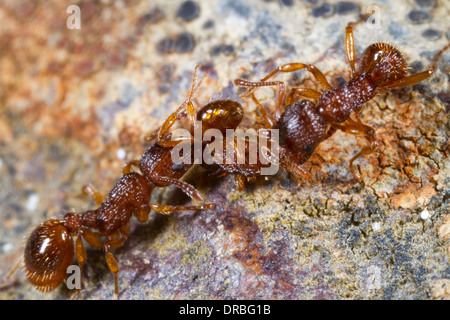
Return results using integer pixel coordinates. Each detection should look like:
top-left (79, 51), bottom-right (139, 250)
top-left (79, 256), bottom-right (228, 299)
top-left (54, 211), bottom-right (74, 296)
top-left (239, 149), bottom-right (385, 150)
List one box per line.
top-left (188, 64), bottom-right (203, 102)
top-left (430, 42), bottom-right (450, 72)
top-left (347, 12), bottom-right (371, 29)
top-left (0, 259), bottom-right (23, 288)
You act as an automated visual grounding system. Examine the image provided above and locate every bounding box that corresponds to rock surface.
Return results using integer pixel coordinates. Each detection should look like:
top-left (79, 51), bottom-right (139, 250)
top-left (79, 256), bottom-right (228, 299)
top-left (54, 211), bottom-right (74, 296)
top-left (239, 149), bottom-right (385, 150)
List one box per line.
top-left (0, 0), bottom-right (449, 299)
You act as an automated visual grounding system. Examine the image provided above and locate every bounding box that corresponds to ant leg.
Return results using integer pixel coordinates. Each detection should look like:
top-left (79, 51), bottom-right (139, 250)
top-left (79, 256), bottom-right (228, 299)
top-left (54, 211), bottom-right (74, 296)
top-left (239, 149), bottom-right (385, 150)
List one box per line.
top-left (325, 126), bottom-right (337, 139)
top-left (103, 233), bottom-right (127, 300)
top-left (68, 228), bottom-right (104, 299)
top-left (383, 70), bottom-right (434, 89)
top-left (234, 78), bottom-right (286, 121)
top-left (331, 118), bottom-right (378, 181)
top-left (382, 42), bottom-right (449, 90)
top-left (141, 203), bottom-right (215, 215)
top-left (250, 93), bottom-right (275, 127)
top-left (259, 63), bottom-right (333, 90)
top-left (145, 127), bottom-right (160, 143)
top-left (348, 146), bottom-right (373, 181)
top-left (345, 25), bottom-right (357, 75)
top-left (120, 222), bottom-right (131, 238)
top-left (247, 176), bottom-right (257, 184)
top-left (82, 184), bottom-right (105, 206)
top-left (346, 13), bottom-right (371, 76)
top-left (157, 101), bottom-right (191, 147)
top-left (332, 118), bottom-right (375, 138)
top-left (157, 100), bottom-right (199, 147)
top-left (152, 176), bottom-right (205, 202)
top-left (105, 250), bottom-right (119, 300)
top-left (286, 88), bottom-right (322, 106)
top-left (279, 152), bottom-right (313, 184)
top-left (207, 167), bottom-right (227, 178)
top-left (235, 174), bottom-right (246, 191)
top-left (135, 205), bottom-right (151, 223)
top-left (234, 174), bottom-right (257, 190)
top-left (2, 259), bottom-right (23, 286)
top-left (122, 160), bottom-right (140, 174)
top-left (70, 236), bottom-right (87, 299)
top-left (235, 63), bottom-right (332, 119)
top-left (80, 228), bottom-right (104, 248)
top-left (75, 236), bottom-right (86, 270)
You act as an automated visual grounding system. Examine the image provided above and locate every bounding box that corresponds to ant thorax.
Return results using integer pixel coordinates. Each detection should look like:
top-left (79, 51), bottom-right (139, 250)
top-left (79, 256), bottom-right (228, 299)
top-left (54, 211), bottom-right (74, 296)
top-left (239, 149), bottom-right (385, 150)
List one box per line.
top-left (317, 75), bottom-right (376, 123)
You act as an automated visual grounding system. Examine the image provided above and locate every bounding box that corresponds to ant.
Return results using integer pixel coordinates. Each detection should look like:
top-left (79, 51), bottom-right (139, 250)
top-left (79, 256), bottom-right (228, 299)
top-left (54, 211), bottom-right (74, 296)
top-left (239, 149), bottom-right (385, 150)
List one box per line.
top-left (4, 66), bottom-right (244, 299)
top-left (154, 95), bottom-right (275, 191)
top-left (2, 16), bottom-right (447, 299)
top-left (150, 67), bottom-right (266, 191)
top-left (232, 14), bottom-right (449, 183)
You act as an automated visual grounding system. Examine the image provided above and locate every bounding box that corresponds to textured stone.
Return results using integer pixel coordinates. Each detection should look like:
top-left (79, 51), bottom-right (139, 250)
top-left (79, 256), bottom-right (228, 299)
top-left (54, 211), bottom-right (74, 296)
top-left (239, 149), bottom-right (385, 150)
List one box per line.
top-left (0, 0), bottom-right (449, 300)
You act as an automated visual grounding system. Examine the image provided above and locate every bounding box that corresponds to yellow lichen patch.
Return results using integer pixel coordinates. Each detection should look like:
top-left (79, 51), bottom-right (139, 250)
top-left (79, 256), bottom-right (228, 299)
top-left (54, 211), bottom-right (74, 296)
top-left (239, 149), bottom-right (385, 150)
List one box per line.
top-left (153, 222), bottom-right (189, 256)
top-left (226, 189), bottom-right (245, 203)
top-left (179, 240), bottom-right (211, 265)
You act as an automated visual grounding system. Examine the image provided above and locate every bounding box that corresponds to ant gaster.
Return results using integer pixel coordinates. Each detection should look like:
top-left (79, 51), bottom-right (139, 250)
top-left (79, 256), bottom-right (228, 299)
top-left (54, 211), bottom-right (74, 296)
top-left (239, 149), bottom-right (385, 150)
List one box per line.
top-left (234, 15), bottom-right (449, 182)
top-left (9, 66), bottom-right (244, 299)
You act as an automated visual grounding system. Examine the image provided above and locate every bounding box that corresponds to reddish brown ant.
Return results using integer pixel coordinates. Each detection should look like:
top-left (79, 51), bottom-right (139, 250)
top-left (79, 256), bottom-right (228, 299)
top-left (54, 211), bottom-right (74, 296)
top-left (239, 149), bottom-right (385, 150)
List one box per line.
top-left (5, 66), bottom-right (245, 299)
top-left (233, 15), bottom-right (449, 183)
top-left (155, 91), bottom-right (276, 191)
top-left (3, 15), bottom-right (448, 299)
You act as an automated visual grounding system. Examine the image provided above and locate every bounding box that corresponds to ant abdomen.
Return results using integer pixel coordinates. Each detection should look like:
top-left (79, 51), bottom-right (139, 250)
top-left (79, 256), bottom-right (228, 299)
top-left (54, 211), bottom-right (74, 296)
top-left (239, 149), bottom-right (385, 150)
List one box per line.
top-left (24, 219), bottom-right (74, 292)
top-left (196, 100), bottom-right (244, 135)
top-left (360, 43), bottom-right (407, 86)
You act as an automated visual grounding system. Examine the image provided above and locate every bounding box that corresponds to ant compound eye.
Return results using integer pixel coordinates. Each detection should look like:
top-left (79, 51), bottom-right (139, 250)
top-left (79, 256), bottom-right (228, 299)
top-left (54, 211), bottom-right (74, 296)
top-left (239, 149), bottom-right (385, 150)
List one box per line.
top-left (24, 219), bottom-right (74, 292)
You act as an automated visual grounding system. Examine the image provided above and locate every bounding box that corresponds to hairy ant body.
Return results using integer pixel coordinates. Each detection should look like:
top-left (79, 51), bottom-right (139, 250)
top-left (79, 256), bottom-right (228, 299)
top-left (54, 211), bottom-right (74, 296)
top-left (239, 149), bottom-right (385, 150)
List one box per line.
top-left (233, 15), bottom-right (449, 183)
top-left (8, 67), bottom-right (245, 299)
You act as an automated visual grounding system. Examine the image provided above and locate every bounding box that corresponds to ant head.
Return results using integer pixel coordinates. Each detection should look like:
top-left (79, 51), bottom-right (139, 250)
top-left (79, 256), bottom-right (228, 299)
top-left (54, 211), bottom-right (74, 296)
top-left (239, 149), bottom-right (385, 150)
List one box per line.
top-left (197, 100), bottom-right (244, 135)
top-left (24, 217), bottom-right (76, 292)
top-left (360, 43), bottom-right (407, 87)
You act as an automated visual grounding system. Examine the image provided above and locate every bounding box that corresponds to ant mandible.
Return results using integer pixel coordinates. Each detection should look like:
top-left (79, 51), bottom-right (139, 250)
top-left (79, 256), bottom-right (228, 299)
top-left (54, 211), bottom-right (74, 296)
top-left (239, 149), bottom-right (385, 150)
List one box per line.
top-left (234, 14), bottom-right (449, 183)
top-left (6, 66), bottom-right (245, 299)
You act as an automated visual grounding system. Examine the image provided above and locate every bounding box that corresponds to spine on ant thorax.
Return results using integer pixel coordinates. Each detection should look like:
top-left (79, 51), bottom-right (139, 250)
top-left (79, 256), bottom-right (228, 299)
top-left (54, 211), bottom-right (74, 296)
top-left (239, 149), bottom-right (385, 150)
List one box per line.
top-left (318, 75), bottom-right (376, 123)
